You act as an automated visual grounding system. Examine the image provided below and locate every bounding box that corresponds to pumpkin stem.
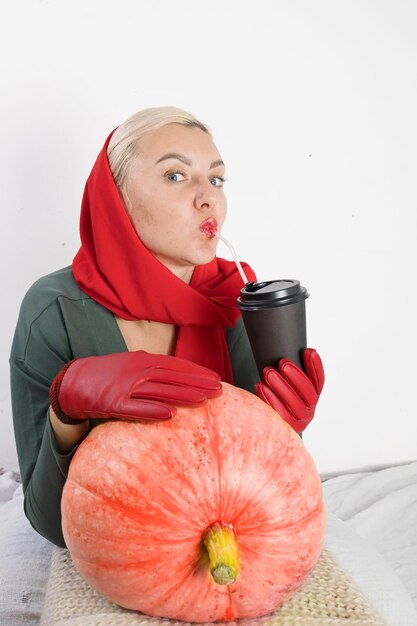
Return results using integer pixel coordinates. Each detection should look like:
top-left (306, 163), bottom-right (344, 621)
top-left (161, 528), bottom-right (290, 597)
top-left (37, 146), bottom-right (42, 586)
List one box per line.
top-left (203, 522), bottom-right (238, 585)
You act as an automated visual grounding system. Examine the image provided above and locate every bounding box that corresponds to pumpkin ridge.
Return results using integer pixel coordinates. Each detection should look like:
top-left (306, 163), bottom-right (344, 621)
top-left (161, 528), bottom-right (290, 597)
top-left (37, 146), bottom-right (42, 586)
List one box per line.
top-left (226, 432), bottom-right (293, 525)
top-left (64, 478), bottom-right (203, 539)
top-left (72, 548), bottom-right (200, 571)
top-left (76, 427), bottom-right (214, 530)
top-left (159, 408), bottom-right (219, 523)
top-left (237, 489), bottom-right (325, 537)
top-left (129, 410), bottom-right (220, 525)
top-left (232, 439), bottom-right (320, 533)
top-left (209, 433), bottom-right (293, 533)
top-left (132, 558), bottom-right (209, 617)
top-left (83, 549), bottom-right (225, 620)
top-left (67, 533), bottom-right (202, 569)
top-left (237, 532), bottom-right (324, 561)
top-left (197, 400), bottom-right (223, 516)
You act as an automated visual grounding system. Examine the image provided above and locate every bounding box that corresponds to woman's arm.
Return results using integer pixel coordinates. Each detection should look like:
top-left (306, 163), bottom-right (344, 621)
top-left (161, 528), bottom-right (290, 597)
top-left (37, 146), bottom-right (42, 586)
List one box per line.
top-left (9, 355), bottom-right (86, 548)
top-left (49, 407), bottom-right (90, 453)
top-left (9, 271), bottom-right (88, 547)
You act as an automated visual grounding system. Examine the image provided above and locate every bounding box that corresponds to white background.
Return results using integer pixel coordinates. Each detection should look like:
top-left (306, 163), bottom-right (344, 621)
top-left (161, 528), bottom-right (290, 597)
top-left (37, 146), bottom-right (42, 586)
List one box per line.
top-left (1, 0), bottom-right (416, 473)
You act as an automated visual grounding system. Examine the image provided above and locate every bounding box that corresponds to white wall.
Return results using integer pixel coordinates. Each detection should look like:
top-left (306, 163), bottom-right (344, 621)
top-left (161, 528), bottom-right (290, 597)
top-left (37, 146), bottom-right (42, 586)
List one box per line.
top-left (1, 0), bottom-right (416, 474)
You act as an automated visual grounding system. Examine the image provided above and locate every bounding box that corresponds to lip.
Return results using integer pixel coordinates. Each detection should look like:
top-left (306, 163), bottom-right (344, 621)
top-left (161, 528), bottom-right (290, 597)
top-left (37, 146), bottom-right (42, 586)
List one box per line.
top-left (199, 217), bottom-right (218, 239)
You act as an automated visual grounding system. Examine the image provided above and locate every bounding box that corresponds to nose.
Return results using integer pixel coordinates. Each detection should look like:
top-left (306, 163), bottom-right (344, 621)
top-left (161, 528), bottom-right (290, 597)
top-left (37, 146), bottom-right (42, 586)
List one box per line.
top-left (193, 178), bottom-right (218, 211)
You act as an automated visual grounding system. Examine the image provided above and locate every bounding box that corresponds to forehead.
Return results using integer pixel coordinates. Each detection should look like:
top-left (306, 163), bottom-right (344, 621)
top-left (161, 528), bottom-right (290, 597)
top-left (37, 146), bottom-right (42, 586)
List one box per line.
top-left (137, 123), bottom-right (221, 162)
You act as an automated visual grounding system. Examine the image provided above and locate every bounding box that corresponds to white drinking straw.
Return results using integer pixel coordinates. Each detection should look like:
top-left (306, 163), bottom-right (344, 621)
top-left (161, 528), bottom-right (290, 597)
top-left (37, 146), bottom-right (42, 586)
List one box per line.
top-left (218, 234), bottom-right (249, 285)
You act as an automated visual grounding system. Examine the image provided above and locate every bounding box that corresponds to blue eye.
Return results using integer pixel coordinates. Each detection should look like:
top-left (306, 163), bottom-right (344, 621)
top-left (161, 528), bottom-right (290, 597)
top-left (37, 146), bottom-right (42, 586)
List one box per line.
top-left (166, 171), bottom-right (185, 182)
top-left (210, 176), bottom-right (226, 187)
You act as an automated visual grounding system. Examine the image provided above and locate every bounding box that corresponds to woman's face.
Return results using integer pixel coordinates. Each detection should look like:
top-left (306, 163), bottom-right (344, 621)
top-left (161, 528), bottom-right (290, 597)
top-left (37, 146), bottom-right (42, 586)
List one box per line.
top-left (123, 123), bottom-right (227, 281)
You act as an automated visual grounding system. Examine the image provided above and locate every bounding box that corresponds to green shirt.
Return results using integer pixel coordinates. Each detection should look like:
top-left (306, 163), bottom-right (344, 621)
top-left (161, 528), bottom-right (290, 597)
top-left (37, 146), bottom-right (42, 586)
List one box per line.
top-left (9, 266), bottom-right (259, 547)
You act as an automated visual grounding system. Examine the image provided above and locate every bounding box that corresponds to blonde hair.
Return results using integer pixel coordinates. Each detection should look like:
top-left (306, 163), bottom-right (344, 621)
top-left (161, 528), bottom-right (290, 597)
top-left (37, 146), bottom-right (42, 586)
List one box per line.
top-left (107, 106), bottom-right (211, 191)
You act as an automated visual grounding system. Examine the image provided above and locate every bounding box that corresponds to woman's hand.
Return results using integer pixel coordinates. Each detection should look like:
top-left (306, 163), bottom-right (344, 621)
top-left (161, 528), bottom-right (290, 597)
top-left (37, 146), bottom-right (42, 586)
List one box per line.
top-left (254, 348), bottom-right (324, 433)
top-left (50, 351), bottom-right (222, 425)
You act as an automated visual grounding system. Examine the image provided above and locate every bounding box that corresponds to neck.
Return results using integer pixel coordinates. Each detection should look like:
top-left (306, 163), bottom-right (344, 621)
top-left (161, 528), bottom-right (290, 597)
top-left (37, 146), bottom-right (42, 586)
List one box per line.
top-left (153, 254), bottom-right (195, 285)
top-left (175, 266), bottom-right (194, 284)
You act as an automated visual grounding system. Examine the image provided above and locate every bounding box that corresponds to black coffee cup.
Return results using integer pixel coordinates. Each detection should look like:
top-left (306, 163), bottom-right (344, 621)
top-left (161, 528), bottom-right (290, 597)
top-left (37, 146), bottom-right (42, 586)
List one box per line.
top-left (237, 280), bottom-right (309, 376)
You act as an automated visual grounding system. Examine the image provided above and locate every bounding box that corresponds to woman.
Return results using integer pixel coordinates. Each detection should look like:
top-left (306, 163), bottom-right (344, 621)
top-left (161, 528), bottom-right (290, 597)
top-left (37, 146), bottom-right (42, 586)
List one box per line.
top-left (10, 107), bottom-right (324, 548)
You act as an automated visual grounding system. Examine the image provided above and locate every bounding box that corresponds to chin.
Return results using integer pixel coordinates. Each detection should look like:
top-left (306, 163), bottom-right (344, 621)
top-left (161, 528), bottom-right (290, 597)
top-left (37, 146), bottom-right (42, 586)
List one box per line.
top-left (191, 247), bottom-right (218, 267)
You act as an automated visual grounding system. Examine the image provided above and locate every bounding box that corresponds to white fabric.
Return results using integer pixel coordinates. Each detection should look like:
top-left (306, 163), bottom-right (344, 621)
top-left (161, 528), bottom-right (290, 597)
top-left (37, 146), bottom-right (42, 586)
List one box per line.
top-left (0, 470), bottom-right (53, 626)
top-left (324, 512), bottom-right (417, 626)
top-left (322, 460), bottom-right (417, 608)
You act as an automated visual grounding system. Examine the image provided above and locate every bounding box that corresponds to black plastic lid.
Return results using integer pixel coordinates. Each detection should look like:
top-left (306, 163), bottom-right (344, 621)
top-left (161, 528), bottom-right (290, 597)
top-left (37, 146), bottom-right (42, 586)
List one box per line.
top-left (237, 279), bottom-right (309, 310)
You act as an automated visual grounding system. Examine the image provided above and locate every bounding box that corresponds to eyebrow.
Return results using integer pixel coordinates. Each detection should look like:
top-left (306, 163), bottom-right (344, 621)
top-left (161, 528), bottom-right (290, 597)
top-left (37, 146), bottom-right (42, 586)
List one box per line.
top-left (155, 152), bottom-right (225, 169)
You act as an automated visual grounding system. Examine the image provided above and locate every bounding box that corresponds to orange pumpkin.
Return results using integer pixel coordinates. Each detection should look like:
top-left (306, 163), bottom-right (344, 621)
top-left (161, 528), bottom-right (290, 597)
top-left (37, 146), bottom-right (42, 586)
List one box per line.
top-left (61, 382), bottom-right (325, 622)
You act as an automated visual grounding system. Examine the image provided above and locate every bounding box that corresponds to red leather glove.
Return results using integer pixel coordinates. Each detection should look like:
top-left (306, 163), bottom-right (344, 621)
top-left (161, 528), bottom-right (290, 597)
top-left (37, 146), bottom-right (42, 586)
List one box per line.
top-left (254, 348), bottom-right (324, 433)
top-left (49, 351), bottom-right (222, 425)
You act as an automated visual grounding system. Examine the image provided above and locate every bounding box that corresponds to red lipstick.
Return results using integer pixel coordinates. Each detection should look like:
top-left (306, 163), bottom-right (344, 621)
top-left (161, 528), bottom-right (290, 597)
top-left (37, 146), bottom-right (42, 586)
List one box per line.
top-left (199, 217), bottom-right (218, 239)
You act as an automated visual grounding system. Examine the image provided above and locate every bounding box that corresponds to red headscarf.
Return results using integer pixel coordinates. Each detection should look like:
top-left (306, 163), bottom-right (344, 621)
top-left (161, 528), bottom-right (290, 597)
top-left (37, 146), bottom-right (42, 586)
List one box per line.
top-left (72, 132), bottom-right (256, 383)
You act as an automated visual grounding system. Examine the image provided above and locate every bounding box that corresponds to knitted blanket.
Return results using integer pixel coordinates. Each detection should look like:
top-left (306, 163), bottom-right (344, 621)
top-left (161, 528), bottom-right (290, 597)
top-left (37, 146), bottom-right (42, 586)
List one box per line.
top-left (40, 547), bottom-right (386, 626)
